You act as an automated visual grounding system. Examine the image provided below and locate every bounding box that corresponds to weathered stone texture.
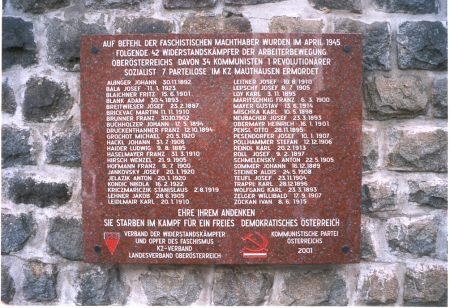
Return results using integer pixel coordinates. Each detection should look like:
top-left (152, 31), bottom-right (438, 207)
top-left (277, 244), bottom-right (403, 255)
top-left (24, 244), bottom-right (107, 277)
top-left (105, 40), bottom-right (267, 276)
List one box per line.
top-left (6, 176), bottom-right (71, 207)
top-left (164, 0), bottom-right (216, 9)
top-left (335, 19), bottom-right (391, 70)
top-left (1, 266), bottom-right (15, 304)
top-left (373, 0), bottom-right (438, 14)
top-left (362, 127), bottom-right (378, 172)
top-left (213, 267), bottom-right (273, 305)
top-left (139, 266), bottom-right (202, 305)
top-left (404, 264), bottom-right (447, 306)
top-left (47, 19), bottom-right (107, 71)
top-left (277, 268), bottom-right (347, 305)
top-left (23, 77), bottom-right (73, 122)
top-left (359, 267), bottom-right (399, 305)
top-left (363, 76), bottom-right (427, 120)
top-left (115, 17), bottom-right (174, 33)
top-left (362, 180), bottom-right (397, 212)
top-left (432, 77), bottom-right (448, 118)
top-left (310, 0), bottom-right (362, 13)
top-left (76, 265), bottom-right (128, 305)
top-left (386, 216), bottom-right (438, 256)
top-left (46, 130), bottom-right (81, 167)
top-left (23, 261), bottom-right (58, 302)
top-left (1, 213), bottom-right (34, 254)
top-left (2, 126), bottom-right (35, 168)
top-left (83, 0), bottom-right (144, 9)
top-left (361, 216), bottom-right (376, 260)
top-left (397, 21), bottom-right (447, 70)
top-left (182, 15), bottom-right (251, 33)
top-left (2, 17), bottom-right (38, 70)
top-left (2, 81), bottom-right (16, 114)
top-left (47, 217), bottom-right (83, 260)
top-left (269, 16), bottom-right (324, 33)
top-left (226, 0), bottom-right (284, 5)
top-left (387, 128), bottom-right (447, 172)
top-left (11, 0), bottom-right (70, 13)
top-left (408, 180), bottom-right (448, 209)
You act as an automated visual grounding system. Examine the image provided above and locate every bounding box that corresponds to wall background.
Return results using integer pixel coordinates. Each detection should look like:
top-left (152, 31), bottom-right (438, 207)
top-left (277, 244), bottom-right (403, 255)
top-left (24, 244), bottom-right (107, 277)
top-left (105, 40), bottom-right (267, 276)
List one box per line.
top-left (1, 0), bottom-right (448, 305)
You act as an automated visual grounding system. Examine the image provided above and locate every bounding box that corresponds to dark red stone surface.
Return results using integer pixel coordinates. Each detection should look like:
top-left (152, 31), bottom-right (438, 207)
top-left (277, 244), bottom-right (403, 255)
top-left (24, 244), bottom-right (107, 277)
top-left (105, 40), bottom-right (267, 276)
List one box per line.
top-left (81, 33), bottom-right (362, 264)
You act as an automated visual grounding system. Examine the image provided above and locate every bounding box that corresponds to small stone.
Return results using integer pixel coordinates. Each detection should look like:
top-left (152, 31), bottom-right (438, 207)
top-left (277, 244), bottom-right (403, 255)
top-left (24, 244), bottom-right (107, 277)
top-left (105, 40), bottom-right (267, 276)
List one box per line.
top-left (46, 129), bottom-right (81, 167)
top-left (431, 77), bottom-right (448, 118)
top-left (2, 80), bottom-right (16, 114)
top-left (1, 213), bottom-right (34, 254)
top-left (47, 217), bottom-right (83, 260)
top-left (83, 0), bottom-right (142, 9)
top-left (6, 176), bottom-right (71, 207)
top-left (359, 267), bottom-right (399, 305)
top-left (76, 265), bottom-right (128, 305)
top-left (115, 17), bottom-right (174, 34)
top-left (404, 263), bottom-right (447, 306)
top-left (309, 0), bottom-right (362, 13)
top-left (387, 127), bottom-right (447, 172)
top-left (335, 18), bottom-right (391, 70)
top-left (164, 0), bottom-right (216, 9)
top-left (269, 16), bottom-right (324, 33)
top-left (1, 266), bottom-right (15, 303)
top-left (140, 266), bottom-right (204, 305)
top-left (386, 216), bottom-right (438, 256)
top-left (182, 15), bottom-right (251, 33)
top-left (397, 21), bottom-right (447, 70)
top-left (277, 267), bottom-right (347, 305)
top-left (23, 261), bottom-right (58, 302)
top-left (363, 76), bottom-right (427, 120)
top-left (408, 180), bottom-right (448, 209)
top-left (2, 126), bottom-right (35, 168)
top-left (2, 17), bottom-right (38, 70)
top-left (373, 0), bottom-right (438, 14)
top-left (213, 266), bottom-right (274, 305)
top-left (360, 216), bottom-right (376, 260)
top-left (23, 77), bottom-right (73, 122)
top-left (362, 126), bottom-right (378, 172)
top-left (47, 19), bottom-right (107, 71)
top-left (11, 0), bottom-right (70, 13)
top-left (226, 0), bottom-right (284, 4)
top-left (361, 180), bottom-right (397, 212)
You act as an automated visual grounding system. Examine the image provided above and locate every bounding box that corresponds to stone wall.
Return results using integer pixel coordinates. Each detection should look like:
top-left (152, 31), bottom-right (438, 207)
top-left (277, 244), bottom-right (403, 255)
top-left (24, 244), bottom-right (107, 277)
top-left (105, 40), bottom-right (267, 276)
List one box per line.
top-left (1, 0), bottom-right (447, 305)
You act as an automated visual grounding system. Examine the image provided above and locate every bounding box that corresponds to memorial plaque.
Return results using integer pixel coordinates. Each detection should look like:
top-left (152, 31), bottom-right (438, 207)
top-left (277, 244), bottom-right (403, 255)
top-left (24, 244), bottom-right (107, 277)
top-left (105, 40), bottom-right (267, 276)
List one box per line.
top-left (81, 33), bottom-right (362, 264)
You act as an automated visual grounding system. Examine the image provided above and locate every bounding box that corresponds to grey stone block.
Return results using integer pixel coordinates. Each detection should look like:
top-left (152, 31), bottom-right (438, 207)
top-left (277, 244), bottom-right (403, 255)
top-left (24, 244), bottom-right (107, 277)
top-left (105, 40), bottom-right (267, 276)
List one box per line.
top-left (47, 217), bottom-right (83, 260)
top-left (47, 19), bottom-right (107, 71)
top-left (404, 263), bottom-right (447, 306)
top-left (362, 127), bottom-right (378, 172)
top-left (23, 261), bottom-right (58, 302)
top-left (2, 126), bottom-right (35, 168)
top-left (373, 0), bottom-right (438, 14)
top-left (2, 17), bottom-right (38, 70)
top-left (2, 80), bottom-right (16, 114)
top-left (182, 15), bottom-right (251, 33)
top-left (387, 127), bottom-right (447, 172)
top-left (1, 266), bottom-right (15, 303)
top-left (11, 0), bottom-right (70, 13)
top-left (363, 76), bottom-right (428, 120)
top-left (386, 216), bottom-right (438, 256)
top-left (408, 180), bottom-right (448, 209)
top-left (213, 266), bottom-right (273, 305)
top-left (362, 180), bottom-right (397, 212)
top-left (310, 0), bottom-right (362, 13)
top-left (360, 216), bottom-right (376, 260)
top-left (269, 16), bottom-right (324, 33)
top-left (115, 17), bottom-right (174, 33)
top-left (432, 77), bottom-right (448, 118)
top-left (83, 0), bottom-right (143, 9)
top-left (76, 265), bottom-right (128, 305)
top-left (140, 266), bottom-right (203, 305)
top-left (1, 213), bottom-right (34, 254)
top-left (6, 176), bottom-right (71, 207)
top-left (397, 21), bottom-right (447, 70)
top-left (226, 0), bottom-right (284, 5)
top-left (335, 18), bottom-right (391, 70)
top-left (46, 129), bottom-right (81, 167)
top-left (164, 0), bottom-right (216, 9)
top-left (359, 267), bottom-right (399, 305)
top-left (23, 77), bottom-right (73, 122)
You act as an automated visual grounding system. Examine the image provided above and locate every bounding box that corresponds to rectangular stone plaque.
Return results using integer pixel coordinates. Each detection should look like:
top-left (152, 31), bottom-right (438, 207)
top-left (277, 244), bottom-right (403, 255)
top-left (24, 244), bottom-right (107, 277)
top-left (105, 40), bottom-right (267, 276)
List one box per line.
top-left (81, 33), bottom-right (362, 264)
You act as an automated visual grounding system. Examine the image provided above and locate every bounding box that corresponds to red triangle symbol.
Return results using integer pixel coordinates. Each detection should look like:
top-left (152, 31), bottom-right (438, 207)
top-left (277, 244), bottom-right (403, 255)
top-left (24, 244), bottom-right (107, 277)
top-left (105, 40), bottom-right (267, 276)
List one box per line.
top-left (104, 238), bottom-right (119, 255)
